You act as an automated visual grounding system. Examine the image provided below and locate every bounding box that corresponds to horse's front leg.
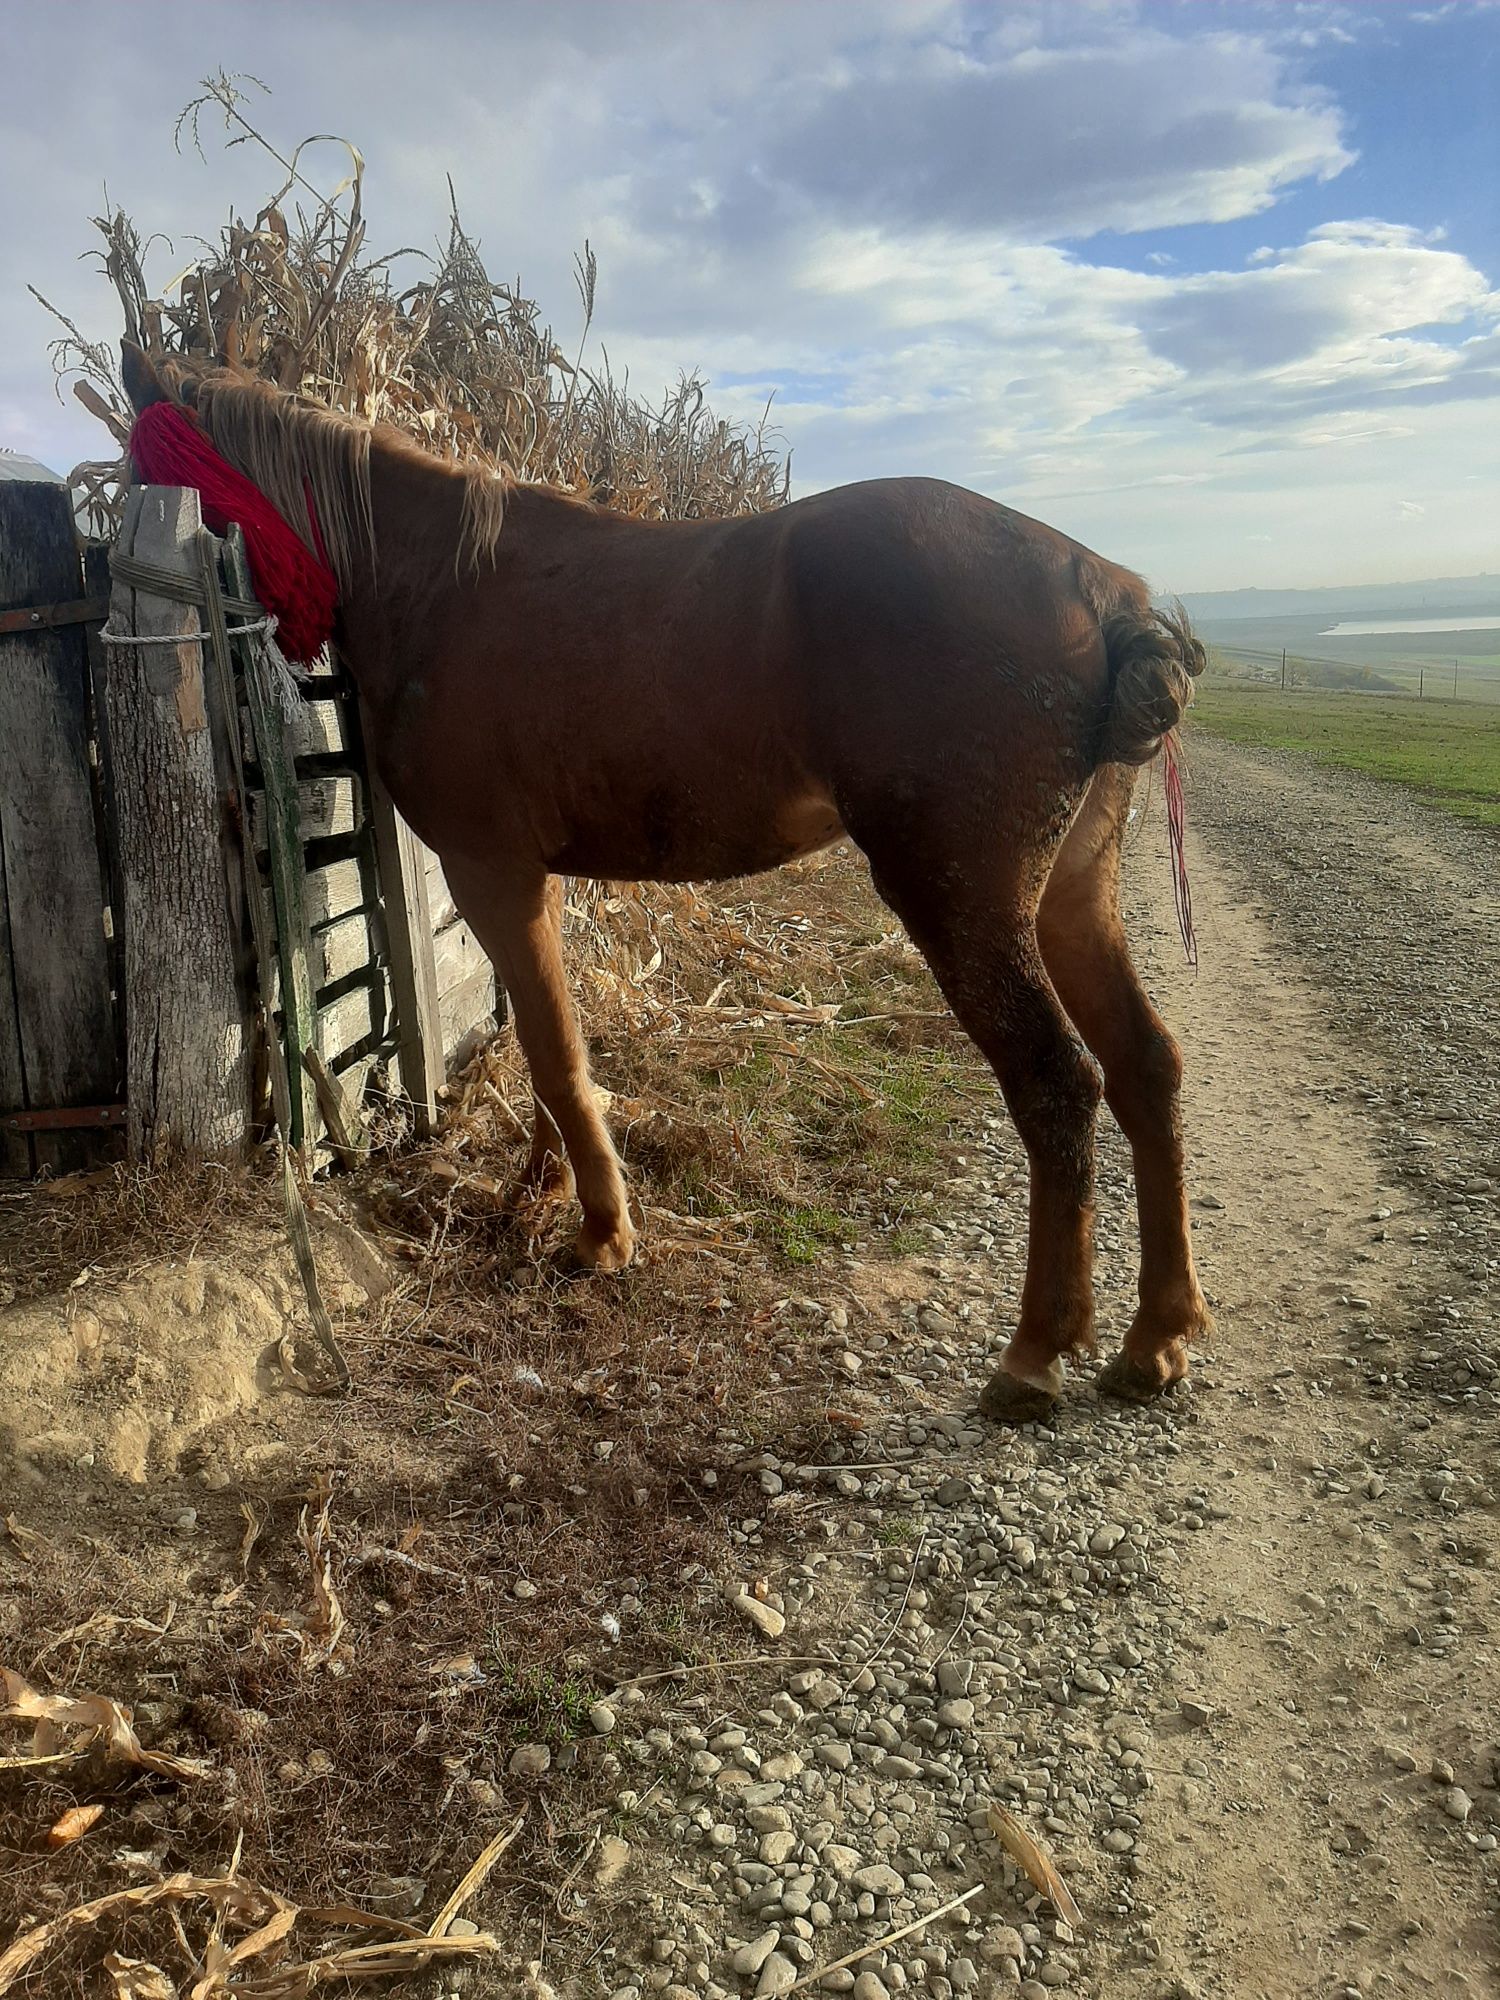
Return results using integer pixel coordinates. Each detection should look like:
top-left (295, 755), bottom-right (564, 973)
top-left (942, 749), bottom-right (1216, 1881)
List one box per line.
top-left (443, 857), bottom-right (635, 1271)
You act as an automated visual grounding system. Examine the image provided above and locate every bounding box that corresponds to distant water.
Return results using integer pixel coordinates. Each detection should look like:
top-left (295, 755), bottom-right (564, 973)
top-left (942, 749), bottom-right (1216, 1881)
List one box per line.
top-left (1321, 616), bottom-right (1500, 636)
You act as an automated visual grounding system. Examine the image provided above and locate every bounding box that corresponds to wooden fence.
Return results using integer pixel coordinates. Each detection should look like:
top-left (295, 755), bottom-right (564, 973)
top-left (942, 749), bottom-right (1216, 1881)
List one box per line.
top-left (0, 479), bottom-right (499, 1178)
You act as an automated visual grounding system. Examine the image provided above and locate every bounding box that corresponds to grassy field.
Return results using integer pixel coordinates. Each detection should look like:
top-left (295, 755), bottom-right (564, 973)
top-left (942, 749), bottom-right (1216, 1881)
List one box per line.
top-left (1189, 679), bottom-right (1500, 828)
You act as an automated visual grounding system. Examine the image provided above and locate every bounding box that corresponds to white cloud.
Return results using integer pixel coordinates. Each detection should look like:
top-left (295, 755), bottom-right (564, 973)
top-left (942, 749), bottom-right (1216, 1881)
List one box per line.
top-left (2, 0), bottom-right (1496, 589)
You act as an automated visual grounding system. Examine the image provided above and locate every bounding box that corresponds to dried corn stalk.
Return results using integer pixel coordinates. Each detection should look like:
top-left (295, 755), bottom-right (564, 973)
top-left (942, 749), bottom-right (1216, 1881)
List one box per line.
top-left (0, 1669), bottom-right (210, 1782)
top-left (35, 71), bottom-right (789, 543)
top-left (986, 1801), bottom-right (1083, 1929)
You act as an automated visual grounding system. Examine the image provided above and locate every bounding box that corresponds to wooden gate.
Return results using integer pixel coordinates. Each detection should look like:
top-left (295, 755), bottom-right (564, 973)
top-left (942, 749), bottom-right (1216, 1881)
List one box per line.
top-left (0, 483), bottom-right (121, 1177)
top-left (0, 479), bottom-right (499, 1177)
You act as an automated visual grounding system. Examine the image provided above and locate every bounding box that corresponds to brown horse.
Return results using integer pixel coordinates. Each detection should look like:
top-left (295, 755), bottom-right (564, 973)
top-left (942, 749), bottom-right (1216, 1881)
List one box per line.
top-left (121, 349), bottom-right (1211, 1420)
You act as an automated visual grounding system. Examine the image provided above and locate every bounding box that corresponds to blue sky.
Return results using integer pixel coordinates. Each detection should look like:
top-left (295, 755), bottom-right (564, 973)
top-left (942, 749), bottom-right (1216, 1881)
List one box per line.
top-left (2, 0), bottom-right (1496, 591)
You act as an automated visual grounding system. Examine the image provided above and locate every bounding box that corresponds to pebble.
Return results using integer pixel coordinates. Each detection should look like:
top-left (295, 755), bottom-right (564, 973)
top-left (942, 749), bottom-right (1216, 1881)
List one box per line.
top-left (757, 1954), bottom-right (799, 1996)
top-left (852, 1863), bottom-right (906, 1897)
top-left (1441, 1787), bottom-right (1473, 1824)
top-left (979, 1928), bottom-right (1025, 1966)
top-left (728, 1590), bottom-right (787, 1640)
top-left (733, 1931), bottom-right (782, 1977)
top-left (508, 1742), bottom-right (551, 1778)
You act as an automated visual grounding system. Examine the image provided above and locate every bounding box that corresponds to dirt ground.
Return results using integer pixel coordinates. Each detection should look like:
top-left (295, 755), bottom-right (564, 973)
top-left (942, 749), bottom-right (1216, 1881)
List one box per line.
top-left (1, 735), bottom-right (1495, 1999)
top-left (1052, 739), bottom-right (1499, 1996)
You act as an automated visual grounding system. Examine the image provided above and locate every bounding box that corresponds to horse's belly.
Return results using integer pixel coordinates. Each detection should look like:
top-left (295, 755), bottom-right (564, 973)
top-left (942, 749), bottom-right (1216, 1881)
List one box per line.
top-left (547, 783), bottom-right (845, 884)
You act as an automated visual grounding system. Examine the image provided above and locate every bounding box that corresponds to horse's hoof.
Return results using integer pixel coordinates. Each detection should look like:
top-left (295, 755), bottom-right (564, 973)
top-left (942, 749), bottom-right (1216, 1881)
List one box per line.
top-left (978, 1368), bottom-right (1059, 1426)
top-left (570, 1222), bottom-right (636, 1273)
top-left (1097, 1350), bottom-right (1184, 1404)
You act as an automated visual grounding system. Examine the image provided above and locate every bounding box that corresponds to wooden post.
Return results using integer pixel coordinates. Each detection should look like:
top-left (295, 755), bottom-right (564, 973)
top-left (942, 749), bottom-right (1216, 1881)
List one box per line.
top-left (106, 487), bottom-right (251, 1161)
top-left (0, 483), bottom-right (118, 1176)
top-left (360, 705), bottom-right (444, 1136)
top-left (1280, 648), bottom-right (1287, 691)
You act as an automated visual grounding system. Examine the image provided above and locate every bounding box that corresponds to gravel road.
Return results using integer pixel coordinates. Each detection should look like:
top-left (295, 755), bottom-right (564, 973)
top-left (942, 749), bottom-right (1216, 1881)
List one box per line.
top-left (524, 738), bottom-right (1498, 2000)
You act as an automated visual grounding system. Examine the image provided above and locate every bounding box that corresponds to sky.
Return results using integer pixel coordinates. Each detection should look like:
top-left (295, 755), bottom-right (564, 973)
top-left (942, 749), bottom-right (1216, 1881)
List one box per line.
top-left (1, 0), bottom-right (1497, 593)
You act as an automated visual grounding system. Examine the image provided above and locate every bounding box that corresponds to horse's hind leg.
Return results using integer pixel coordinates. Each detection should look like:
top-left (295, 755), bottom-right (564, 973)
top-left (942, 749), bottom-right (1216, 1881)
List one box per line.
top-left (856, 833), bottom-right (1103, 1421)
top-left (443, 857), bottom-right (634, 1271)
top-left (1037, 767), bottom-right (1211, 1398)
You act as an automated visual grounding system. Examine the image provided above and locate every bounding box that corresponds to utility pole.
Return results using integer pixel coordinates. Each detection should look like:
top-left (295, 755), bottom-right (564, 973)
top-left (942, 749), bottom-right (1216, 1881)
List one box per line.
top-left (1420, 665), bottom-right (1425, 699)
top-left (1281, 648), bottom-right (1287, 691)
top-left (1455, 659), bottom-right (1460, 699)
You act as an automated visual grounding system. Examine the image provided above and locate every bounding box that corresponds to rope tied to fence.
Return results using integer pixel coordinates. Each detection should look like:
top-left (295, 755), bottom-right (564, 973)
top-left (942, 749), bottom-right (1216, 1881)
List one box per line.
top-left (98, 613), bottom-right (272, 643)
top-left (102, 571), bottom-right (311, 724)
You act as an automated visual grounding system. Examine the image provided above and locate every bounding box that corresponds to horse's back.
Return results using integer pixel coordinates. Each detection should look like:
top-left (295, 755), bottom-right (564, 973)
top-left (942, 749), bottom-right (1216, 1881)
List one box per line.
top-left (773, 477), bottom-right (1130, 783)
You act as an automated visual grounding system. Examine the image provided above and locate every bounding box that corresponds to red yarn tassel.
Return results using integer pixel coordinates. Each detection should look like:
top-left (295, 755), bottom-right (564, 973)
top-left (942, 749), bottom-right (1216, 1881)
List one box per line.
top-left (128, 401), bottom-right (338, 665)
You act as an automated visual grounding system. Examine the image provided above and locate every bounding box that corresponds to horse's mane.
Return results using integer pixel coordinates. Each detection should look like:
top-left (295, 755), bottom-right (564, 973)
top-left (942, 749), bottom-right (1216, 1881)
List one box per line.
top-left (191, 373), bottom-right (508, 588)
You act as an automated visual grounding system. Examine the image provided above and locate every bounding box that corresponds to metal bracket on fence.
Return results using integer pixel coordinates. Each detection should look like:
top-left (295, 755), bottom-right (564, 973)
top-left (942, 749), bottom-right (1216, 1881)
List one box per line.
top-left (2, 1103), bottom-right (125, 1134)
top-left (0, 594), bottom-right (110, 637)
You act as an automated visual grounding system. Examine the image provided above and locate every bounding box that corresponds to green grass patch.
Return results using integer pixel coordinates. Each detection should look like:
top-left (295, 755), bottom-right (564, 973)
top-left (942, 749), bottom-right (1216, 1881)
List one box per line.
top-left (875, 1515), bottom-right (918, 1547)
top-left (1189, 681), bottom-right (1500, 828)
top-left (482, 1657), bottom-right (598, 1743)
top-left (883, 1225), bottom-right (928, 1259)
top-left (771, 1201), bottom-right (852, 1264)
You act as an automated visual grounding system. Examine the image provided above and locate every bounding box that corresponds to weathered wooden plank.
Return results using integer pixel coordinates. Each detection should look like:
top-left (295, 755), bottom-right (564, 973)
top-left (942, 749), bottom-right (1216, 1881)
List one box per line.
top-left (240, 696), bottom-right (351, 765)
top-left (247, 772), bottom-right (362, 849)
top-left (194, 535), bottom-right (255, 1018)
top-left (82, 542), bottom-right (126, 1109)
top-left (311, 910), bottom-right (377, 992)
top-left (424, 845), bottom-right (461, 932)
top-left (310, 1051), bottom-right (379, 1174)
top-left (304, 1045), bottom-right (367, 1170)
top-left (106, 487), bottom-right (251, 1161)
top-left (432, 915), bottom-right (492, 999)
top-left (0, 808), bottom-right (28, 1176)
top-left (361, 701), bottom-right (444, 1135)
top-left (0, 483), bottom-right (120, 1175)
top-left (316, 979), bottom-right (382, 1065)
top-left (303, 856), bottom-right (370, 929)
top-left (439, 960), bottom-right (497, 1062)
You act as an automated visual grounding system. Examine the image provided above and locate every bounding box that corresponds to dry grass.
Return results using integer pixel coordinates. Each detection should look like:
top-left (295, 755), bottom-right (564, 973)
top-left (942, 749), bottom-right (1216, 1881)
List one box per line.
top-left (35, 72), bottom-right (789, 543)
top-left (0, 846), bottom-right (994, 1996)
top-left (0, 1165), bottom-right (283, 1310)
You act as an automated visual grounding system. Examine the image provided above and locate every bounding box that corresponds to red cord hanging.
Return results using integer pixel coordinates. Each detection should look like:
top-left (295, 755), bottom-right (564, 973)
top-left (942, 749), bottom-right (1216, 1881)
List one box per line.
top-left (128, 401), bottom-right (338, 666)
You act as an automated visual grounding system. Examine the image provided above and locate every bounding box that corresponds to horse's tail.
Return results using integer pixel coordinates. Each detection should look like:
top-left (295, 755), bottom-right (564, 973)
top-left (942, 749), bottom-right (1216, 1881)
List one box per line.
top-left (1081, 563), bottom-right (1206, 766)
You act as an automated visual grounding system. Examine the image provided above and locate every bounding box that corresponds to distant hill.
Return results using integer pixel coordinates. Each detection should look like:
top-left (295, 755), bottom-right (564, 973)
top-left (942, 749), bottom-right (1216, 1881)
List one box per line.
top-left (1179, 574), bottom-right (1500, 622)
